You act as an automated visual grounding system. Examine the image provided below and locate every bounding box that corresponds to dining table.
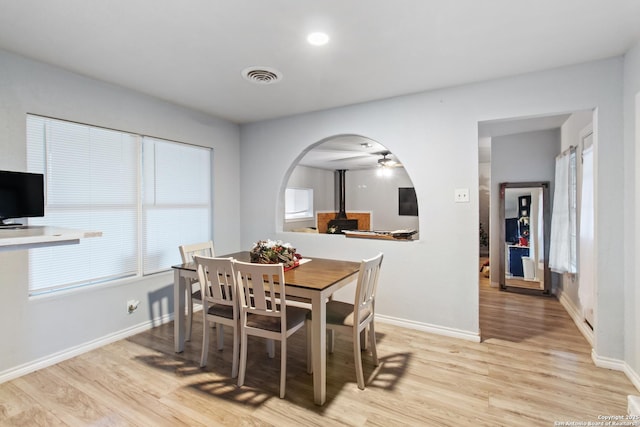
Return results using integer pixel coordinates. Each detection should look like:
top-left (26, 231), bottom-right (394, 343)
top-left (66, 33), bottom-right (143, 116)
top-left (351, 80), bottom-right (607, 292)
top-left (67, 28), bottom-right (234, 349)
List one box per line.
top-left (172, 250), bottom-right (361, 405)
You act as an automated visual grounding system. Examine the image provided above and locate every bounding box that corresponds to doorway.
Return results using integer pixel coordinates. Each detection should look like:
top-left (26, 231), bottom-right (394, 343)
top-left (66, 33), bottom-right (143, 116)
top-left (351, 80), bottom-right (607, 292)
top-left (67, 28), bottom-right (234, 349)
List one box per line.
top-left (478, 110), bottom-right (596, 341)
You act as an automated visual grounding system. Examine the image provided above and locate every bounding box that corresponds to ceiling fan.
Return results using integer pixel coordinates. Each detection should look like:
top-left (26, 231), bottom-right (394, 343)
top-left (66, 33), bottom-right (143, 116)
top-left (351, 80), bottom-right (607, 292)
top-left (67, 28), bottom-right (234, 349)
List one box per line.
top-left (300, 139), bottom-right (404, 170)
top-left (377, 151), bottom-right (402, 168)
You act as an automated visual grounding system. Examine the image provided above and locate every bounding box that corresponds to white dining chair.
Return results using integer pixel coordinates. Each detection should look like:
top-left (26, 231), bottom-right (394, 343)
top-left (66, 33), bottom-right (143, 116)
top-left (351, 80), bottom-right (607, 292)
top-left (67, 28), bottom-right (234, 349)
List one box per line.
top-left (179, 241), bottom-right (215, 341)
top-left (194, 255), bottom-right (239, 377)
top-left (325, 252), bottom-right (383, 390)
top-left (234, 260), bottom-right (310, 398)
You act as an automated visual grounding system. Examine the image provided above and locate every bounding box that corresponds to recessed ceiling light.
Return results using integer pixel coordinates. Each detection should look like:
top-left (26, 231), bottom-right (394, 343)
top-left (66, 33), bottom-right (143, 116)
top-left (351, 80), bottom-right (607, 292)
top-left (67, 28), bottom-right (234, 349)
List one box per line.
top-left (307, 32), bottom-right (329, 46)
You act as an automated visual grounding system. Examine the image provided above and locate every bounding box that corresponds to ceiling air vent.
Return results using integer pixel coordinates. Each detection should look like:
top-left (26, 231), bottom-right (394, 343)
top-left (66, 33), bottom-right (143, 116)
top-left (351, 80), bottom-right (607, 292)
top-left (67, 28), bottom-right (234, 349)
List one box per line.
top-left (242, 67), bottom-right (282, 85)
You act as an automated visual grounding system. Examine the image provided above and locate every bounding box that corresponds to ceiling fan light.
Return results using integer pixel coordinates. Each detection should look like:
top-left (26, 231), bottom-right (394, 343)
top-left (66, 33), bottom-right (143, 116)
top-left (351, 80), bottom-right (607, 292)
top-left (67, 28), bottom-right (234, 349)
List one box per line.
top-left (378, 157), bottom-right (396, 167)
top-left (377, 166), bottom-right (393, 177)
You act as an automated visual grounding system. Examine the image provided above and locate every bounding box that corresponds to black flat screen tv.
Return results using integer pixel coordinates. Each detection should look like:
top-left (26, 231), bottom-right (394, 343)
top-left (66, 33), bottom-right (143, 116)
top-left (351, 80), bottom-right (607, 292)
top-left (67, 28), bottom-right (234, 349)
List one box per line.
top-left (398, 187), bottom-right (418, 216)
top-left (0, 170), bottom-right (45, 225)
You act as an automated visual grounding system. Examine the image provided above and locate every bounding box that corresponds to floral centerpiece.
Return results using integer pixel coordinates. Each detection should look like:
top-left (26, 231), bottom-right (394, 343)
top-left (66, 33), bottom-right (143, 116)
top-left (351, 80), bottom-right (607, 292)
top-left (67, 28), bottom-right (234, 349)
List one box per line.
top-left (250, 239), bottom-right (300, 269)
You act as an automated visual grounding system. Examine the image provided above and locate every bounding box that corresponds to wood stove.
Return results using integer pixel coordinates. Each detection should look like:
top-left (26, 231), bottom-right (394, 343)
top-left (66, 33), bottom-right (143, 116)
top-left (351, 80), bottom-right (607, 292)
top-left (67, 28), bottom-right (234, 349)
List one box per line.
top-left (327, 169), bottom-right (358, 233)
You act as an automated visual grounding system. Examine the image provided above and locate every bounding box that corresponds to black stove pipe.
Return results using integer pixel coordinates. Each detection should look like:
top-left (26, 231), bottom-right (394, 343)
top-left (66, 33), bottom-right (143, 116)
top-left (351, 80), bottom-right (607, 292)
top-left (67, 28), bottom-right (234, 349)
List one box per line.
top-left (335, 169), bottom-right (347, 219)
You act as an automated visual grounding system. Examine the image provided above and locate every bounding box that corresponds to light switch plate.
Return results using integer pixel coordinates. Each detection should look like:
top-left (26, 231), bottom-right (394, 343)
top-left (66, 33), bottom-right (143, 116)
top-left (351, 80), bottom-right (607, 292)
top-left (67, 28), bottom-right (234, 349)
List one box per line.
top-left (455, 188), bottom-right (470, 203)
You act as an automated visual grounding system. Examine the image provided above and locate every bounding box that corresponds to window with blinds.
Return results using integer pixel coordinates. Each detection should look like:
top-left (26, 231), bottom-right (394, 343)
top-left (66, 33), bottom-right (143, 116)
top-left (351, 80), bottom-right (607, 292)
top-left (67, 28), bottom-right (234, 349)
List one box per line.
top-left (26, 115), bottom-right (212, 295)
top-left (284, 188), bottom-right (313, 221)
top-left (142, 137), bottom-right (211, 275)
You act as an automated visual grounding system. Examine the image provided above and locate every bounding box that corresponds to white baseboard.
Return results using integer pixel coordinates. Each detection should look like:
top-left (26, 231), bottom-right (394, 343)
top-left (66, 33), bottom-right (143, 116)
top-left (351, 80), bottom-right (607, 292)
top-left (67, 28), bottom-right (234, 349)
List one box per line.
top-left (591, 350), bottom-right (640, 395)
top-left (556, 291), bottom-right (640, 393)
top-left (557, 290), bottom-right (593, 345)
top-left (592, 349), bottom-right (626, 371)
top-left (628, 395), bottom-right (640, 415)
top-left (376, 314), bottom-right (481, 342)
top-left (625, 362), bottom-right (640, 393)
top-left (0, 312), bottom-right (174, 384)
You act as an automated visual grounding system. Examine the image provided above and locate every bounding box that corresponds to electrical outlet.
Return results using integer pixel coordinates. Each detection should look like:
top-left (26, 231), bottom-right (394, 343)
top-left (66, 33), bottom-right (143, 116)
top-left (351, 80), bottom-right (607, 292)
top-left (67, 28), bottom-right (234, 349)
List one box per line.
top-left (127, 299), bottom-right (139, 314)
top-left (454, 188), bottom-right (470, 203)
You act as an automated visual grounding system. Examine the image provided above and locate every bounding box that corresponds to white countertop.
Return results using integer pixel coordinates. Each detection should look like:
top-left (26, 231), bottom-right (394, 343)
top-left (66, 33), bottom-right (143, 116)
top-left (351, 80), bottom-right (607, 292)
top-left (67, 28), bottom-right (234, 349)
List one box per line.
top-left (0, 226), bottom-right (102, 251)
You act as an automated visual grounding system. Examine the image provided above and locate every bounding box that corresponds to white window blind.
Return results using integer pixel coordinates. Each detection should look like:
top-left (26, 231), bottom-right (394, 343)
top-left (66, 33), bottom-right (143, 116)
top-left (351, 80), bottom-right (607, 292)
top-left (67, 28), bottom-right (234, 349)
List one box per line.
top-left (285, 188), bottom-right (313, 220)
top-left (27, 116), bottom-right (139, 293)
top-left (26, 115), bottom-right (212, 294)
top-left (142, 137), bottom-right (211, 274)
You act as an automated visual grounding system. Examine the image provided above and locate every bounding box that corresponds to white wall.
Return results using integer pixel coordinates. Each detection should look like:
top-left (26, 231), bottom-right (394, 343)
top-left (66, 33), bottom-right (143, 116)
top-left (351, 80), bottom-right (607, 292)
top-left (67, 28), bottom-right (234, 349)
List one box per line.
top-left (240, 58), bottom-right (625, 355)
top-left (624, 40), bottom-right (640, 384)
top-left (345, 168), bottom-right (419, 233)
top-left (283, 165), bottom-right (333, 231)
top-left (478, 158), bottom-right (491, 256)
top-left (0, 50), bottom-right (242, 379)
top-left (489, 129), bottom-right (560, 286)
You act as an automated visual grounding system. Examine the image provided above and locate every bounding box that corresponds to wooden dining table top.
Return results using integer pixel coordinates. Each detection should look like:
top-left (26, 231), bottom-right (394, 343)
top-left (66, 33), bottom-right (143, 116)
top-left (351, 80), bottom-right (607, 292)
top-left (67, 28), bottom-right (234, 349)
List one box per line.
top-left (172, 251), bottom-right (361, 291)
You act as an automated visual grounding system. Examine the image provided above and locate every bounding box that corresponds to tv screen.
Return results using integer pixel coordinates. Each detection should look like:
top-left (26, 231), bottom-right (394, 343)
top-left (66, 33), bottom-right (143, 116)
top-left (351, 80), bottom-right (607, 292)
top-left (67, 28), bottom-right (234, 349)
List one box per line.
top-left (0, 170), bottom-right (45, 224)
top-left (398, 187), bottom-right (418, 216)
top-left (505, 218), bottom-right (519, 243)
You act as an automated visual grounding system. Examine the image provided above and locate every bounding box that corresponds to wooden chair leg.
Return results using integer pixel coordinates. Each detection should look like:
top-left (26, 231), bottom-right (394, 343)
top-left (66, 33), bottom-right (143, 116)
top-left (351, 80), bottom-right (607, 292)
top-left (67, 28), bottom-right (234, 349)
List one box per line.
top-left (369, 321), bottom-right (378, 366)
top-left (238, 330), bottom-right (248, 387)
top-left (353, 327), bottom-right (365, 390)
top-left (267, 339), bottom-right (275, 358)
top-left (200, 318), bottom-right (210, 367)
top-left (186, 290), bottom-right (193, 342)
top-left (231, 325), bottom-right (239, 378)
top-left (280, 340), bottom-right (287, 398)
top-left (328, 329), bottom-right (335, 353)
top-left (216, 324), bottom-right (224, 350)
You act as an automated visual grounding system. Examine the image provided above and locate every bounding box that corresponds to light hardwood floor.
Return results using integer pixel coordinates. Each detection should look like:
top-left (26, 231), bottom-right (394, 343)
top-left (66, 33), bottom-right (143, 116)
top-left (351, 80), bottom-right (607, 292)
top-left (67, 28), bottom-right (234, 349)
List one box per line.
top-left (1, 272), bottom-right (636, 426)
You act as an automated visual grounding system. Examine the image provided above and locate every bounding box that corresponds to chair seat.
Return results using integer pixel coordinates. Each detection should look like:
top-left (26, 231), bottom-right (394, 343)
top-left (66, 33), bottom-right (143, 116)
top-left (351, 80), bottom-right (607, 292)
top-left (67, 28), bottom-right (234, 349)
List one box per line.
top-left (192, 289), bottom-right (202, 301)
top-left (326, 300), bottom-right (371, 327)
top-left (206, 303), bottom-right (235, 319)
top-left (246, 305), bottom-right (310, 332)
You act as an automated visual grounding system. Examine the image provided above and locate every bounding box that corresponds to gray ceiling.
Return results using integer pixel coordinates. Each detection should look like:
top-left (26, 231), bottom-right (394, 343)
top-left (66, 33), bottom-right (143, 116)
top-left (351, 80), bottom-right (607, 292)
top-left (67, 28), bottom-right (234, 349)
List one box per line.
top-left (0, 0), bottom-right (638, 125)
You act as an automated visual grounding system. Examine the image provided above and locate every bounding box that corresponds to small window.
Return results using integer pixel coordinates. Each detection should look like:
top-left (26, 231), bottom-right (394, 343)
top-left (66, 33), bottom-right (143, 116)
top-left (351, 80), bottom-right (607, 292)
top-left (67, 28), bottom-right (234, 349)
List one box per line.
top-left (285, 188), bottom-right (313, 221)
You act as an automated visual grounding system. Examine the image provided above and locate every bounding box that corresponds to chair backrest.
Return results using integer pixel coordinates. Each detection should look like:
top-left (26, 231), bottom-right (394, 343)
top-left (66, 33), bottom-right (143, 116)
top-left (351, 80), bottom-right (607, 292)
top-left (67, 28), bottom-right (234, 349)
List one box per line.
top-left (354, 253), bottom-right (384, 324)
top-left (179, 241), bottom-right (215, 264)
top-left (234, 260), bottom-right (287, 325)
top-left (194, 256), bottom-right (236, 309)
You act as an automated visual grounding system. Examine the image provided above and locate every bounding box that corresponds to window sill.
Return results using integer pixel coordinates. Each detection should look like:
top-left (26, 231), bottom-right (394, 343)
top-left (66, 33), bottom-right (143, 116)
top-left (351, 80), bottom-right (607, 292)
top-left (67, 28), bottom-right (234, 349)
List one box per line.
top-left (0, 225), bottom-right (102, 252)
top-left (285, 217), bottom-right (314, 223)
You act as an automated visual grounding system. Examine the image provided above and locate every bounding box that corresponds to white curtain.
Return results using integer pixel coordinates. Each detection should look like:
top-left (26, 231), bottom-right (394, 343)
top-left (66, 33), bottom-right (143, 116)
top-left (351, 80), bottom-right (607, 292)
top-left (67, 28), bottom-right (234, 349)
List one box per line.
top-left (579, 144), bottom-right (595, 321)
top-left (529, 192), bottom-right (539, 265)
top-left (529, 188), bottom-right (539, 278)
top-left (537, 189), bottom-right (544, 265)
top-left (549, 150), bottom-right (577, 273)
